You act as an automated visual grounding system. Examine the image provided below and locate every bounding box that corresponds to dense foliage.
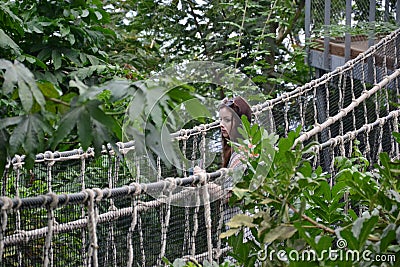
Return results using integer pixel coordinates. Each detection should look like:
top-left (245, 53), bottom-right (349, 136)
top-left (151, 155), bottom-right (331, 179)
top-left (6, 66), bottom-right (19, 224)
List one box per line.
top-left (0, 0), bottom-right (310, 175)
top-left (216, 122), bottom-right (400, 267)
top-left (164, 123), bottom-right (400, 266)
top-left (1, 1), bottom-right (399, 266)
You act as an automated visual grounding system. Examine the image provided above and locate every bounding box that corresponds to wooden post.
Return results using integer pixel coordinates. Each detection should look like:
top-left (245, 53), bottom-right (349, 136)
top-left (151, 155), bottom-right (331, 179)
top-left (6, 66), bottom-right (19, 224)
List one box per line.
top-left (345, 0), bottom-right (352, 62)
top-left (305, 0), bottom-right (311, 65)
top-left (324, 0), bottom-right (331, 70)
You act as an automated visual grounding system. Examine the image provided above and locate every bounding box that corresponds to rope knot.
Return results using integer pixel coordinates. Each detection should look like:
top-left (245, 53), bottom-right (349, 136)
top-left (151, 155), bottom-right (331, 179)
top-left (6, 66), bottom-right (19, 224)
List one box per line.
top-left (0, 197), bottom-right (13, 211)
top-left (84, 189), bottom-right (95, 204)
top-left (92, 188), bottom-right (103, 202)
top-left (12, 155), bottom-right (23, 170)
top-left (165, 178), bottom-right (177, 191)
top-left (197, 171), bottom-right (208, 185)
top-left (45, 193), bottom-right (59, 209)
top-left (129, 182), bottom-right (142, 196)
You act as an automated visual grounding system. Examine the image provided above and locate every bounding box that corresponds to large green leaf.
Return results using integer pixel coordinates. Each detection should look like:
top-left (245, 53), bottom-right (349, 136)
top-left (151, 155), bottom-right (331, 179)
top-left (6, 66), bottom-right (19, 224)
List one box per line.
top-left (0, 29), bottom-right (21, 56)
top-left (51, 106), bottom-right (85, 149)
top-left (0, 129), bottom-right (9, 176)
top-left (0, 60), bottom-right (45, 111)
top-left (351, 211), bottom-right (379, 250)
top-left (51, 100), bottom-right (120, 151)
top-left (263, 225), bottom-right (297, 243)
top-left (7, 114), bottom-right (51, 168)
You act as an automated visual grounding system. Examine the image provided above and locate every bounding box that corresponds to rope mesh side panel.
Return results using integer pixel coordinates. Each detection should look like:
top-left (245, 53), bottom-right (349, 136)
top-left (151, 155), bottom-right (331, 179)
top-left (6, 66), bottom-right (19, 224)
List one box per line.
top-left (0, 27), bottom-right (399, 267)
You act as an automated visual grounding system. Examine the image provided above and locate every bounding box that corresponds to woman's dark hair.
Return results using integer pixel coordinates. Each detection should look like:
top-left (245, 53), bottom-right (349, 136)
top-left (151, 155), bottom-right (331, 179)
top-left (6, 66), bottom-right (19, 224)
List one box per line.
top-left (219, 96), bottom-right (252, 167)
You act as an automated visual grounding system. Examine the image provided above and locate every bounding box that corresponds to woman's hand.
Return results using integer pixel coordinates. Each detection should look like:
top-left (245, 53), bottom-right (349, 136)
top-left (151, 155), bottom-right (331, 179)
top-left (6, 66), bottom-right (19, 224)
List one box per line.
top-left (193, 166), bottom-right (205, 175)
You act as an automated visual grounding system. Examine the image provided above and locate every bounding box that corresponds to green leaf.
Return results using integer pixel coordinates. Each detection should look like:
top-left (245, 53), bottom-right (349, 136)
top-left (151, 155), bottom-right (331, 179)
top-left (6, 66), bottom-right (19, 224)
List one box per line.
top-left (60, 25), bottom-right (70, 37)
top-left (52, 50), bottom-right (62, 70)
top-left (183, 98), bottom-right (211, 122)
top-left (318, 180), bottom-right (332, 201)
top-left (226, 214), bottom-right (256, 228)
top-left (294, 221), bottom-right (317, 249)
top-left (0, 129), bottom-right (9, 176)
top-left (232, 187), bottom-right (249, 200)
top-left (18, 78), bottom-right (33, 112)
top-left (1, 60), bottom-right (45, 111)
top-left (220, 228), bottom-right (240, 239)
top-left (51, 106), bottom-right (84, 149)
top-left (393, 132), bottom-right (400, 144)
top-left (339, 230), bottom-right (358, 250)
top-left (0, 117), bottom-right (23, 130)
top-left (87, 102), bottom-right (121, 139)
top-left (352, 211), bottom-right (378, 249)
top-left (1, 60), bottom-right (17, 94)
top-left (380, 224), bottom-right (396, 252)
top-left (8, 114), bottom-right (51, 159)
top-left (263, 225), bottom-right (297, 243)
top-left (37, 81), bottom-right (61, 98)
top-left (315, 235), bottom-right (334, 254)
top-left (77, 108), bottom-right (92, 149)
top-left (98, 80), bottom-right (131, 102)
top-left (0, 29), bottom-right (21, 55)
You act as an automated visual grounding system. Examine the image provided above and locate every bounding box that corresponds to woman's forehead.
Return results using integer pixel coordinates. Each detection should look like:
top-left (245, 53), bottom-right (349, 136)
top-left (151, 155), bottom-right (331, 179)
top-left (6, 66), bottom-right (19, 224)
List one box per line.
top-left (219, 107), bottom-right (240, 119)
top-left (219, 107), bottom-right (233, 116)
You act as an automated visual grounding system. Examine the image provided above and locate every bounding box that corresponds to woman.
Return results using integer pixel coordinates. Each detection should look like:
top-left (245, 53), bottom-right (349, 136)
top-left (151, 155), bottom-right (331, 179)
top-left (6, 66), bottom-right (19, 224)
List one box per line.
top-left (194, 96), bottom-right (251, 187)
top-left (194, 96), bottom-right (252, 215)
top-left (218, 96), bottom-right (252, 190)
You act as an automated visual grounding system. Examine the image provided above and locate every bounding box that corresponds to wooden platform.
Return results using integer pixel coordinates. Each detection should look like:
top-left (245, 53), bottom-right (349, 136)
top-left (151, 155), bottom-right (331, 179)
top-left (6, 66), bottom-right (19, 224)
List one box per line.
top-left (313, 36), bottom-right (380, 59)
top-left (309, 35), bottom-right (397, 72)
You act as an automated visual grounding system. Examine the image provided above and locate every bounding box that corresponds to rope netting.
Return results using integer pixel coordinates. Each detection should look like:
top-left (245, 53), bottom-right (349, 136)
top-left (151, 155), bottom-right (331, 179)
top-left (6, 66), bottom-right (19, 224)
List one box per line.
top-left (0, 28), bottom-right (399, 266)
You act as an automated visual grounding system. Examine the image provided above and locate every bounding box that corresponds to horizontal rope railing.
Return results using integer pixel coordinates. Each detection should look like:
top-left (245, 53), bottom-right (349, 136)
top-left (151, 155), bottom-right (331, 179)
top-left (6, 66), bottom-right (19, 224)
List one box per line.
top-left (0, 169), bottom-right (227, 210)
top-left (2, 185), bottom-right (222, 246)
top-left (312, 109), bottom-right (400, 151)
top-left (295, 68), bottom-right (400, 145)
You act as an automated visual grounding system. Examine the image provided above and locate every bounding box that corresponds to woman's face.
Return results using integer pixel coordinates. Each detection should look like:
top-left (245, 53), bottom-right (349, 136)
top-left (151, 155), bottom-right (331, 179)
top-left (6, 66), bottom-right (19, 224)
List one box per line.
top-left (219, 107), bottom-right (236, 139)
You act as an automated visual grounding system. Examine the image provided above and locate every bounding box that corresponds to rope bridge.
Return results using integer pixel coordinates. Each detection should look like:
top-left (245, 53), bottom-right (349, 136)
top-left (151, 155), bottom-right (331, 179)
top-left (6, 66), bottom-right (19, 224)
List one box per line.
top-left (1, 28), bottom-right (399, 266)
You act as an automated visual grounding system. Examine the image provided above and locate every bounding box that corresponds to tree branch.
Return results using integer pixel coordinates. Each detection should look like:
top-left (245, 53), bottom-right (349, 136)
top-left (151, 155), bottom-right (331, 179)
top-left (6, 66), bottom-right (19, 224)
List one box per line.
top-left (187, 1), bottom-right (207, 55)
top-left (276, 0), bottom-right (305, 45)
top-left (48, 97), bottom-right (70, 107)
top-left (289, 204), bottom-right (379, 242)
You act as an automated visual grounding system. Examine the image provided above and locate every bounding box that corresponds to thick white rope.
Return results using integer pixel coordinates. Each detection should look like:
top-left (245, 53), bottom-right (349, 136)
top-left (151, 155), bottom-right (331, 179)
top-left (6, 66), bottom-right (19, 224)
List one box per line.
top-left (394, 114), bottom-right (399, 160)
top-left (86, 189), bottom-right (99, 267)
top-left (312, 110), bottom-right (400, 151)
top-left (325, 81), bottom-right (331, 139)
top-left (0, 197), bottom-right (12, 262)
top-left (137, 214), bottom-right (146, 267)
top-left (295, 68), bottom-right (400, 145)
top-left (350, 68), bottom-right (356, 131)
top-left (80, 155), bottom-right (87, 267)
top-left (157, 178), bottom-right (175, 266)
top-left (13, 156), bottom-right (22, 264)
top-left (191, 190), bottom-right (200, 258)
top-left (127, 196), bottom-right (138, 267)
top-left (201, 173), bottom-right (213, 263)
top-left (106, 156), bottom-right (119, 266)
top-left (43, 193), bottom-right (58, 267)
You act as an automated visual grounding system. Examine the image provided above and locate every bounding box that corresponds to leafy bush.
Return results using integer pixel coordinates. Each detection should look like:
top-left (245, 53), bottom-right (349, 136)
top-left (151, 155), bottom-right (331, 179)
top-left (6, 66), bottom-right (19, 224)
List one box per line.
top-left (168, 122), bottom-right (400, 266)
top-left (221, 122), bottom-right (400, 266)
